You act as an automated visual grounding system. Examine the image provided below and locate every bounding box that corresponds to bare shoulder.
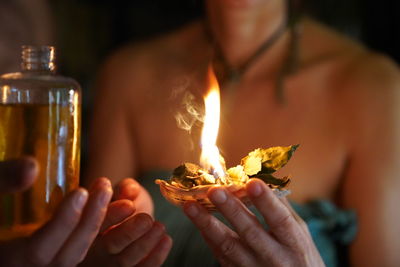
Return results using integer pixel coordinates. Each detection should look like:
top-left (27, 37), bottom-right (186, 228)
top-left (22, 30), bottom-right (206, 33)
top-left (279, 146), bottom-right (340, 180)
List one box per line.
top-left (298, 18), bottom-right (400, 162)
top-left (302, 18), bottom-right (400, 105)
top-left (329, 31), bottom-right (400, 267)
top-left (340, 47), bottom-right (400, 114)
top-left (343, 51), bottom-right (400, 95)
top-left (344, 51), bottom-right (400, 146)
top-left (300, 18), bottom-right (368, 66)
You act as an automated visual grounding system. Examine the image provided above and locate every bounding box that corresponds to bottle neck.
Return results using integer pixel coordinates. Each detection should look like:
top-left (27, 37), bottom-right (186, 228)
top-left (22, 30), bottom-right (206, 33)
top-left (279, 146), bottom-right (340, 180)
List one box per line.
top-left (21, 45), bottom-right (56, 73)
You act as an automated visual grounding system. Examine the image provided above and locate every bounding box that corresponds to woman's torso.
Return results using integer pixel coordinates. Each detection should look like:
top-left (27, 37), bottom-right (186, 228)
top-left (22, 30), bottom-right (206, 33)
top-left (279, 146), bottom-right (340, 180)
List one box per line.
top-left (114, 18), bottom-right (371, 204)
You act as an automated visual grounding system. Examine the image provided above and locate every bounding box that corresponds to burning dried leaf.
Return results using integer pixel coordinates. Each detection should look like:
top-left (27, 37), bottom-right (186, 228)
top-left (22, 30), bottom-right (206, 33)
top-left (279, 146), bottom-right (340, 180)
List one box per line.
top-left (170, 177), bottom-right (195, 189)
top-left (170, 163), bottom-right (217, 189)
top-left (226, 165), bottom-right (249, 184)
top-left (241, 153), bottom-right (262, 176)
top-left (173, 163), bottom-right (201, 179)
top-left (156, 145), bottom-right (297, 211)
top-left (197, 171), bottom-right (217, 184)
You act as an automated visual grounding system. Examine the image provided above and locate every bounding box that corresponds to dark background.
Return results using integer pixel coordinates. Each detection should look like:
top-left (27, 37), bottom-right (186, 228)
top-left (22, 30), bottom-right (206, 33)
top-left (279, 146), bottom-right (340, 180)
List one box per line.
top-left (48, 0), bottom-right (400, 96)
top-left (50, 0), bottom-right (400, 83)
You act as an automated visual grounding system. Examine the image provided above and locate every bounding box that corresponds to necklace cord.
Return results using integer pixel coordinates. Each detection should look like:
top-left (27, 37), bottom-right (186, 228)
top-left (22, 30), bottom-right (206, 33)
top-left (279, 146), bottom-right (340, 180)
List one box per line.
top-left (205, 0), bottom-right (302, 103)
top-left (276, 0), bottom-right (302, 103)
top-left (213, 18), bottom-right (288, 84)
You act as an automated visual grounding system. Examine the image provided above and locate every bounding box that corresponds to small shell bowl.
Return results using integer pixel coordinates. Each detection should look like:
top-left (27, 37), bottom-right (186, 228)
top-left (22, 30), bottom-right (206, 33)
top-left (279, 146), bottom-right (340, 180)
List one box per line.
top-left (156, 179), bottom-right (290, 211)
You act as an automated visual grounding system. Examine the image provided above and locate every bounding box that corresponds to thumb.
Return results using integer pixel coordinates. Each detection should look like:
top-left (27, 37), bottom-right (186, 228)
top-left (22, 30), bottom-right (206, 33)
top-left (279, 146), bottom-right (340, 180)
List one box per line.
top-left (113, 178), bottom-right (141, 201)
top-left (0, 157), bottom-right (38, 193)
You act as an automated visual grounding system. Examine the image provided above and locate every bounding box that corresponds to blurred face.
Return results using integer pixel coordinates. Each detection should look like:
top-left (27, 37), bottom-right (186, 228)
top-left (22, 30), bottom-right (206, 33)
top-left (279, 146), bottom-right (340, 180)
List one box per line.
top-left (206, 0), bottom-right (269, 9)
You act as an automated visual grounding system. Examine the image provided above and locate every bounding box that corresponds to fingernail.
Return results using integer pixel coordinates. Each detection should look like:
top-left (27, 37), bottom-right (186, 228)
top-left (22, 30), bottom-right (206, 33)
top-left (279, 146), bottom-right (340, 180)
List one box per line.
top-left (124, 183), bottom-right (138, 197)
top-left (128, 183), bottom-right (136, 191)
top-left (74, 189), bottom-right (88, 210)
top-left (209, 188), bottom-right (227, 204)
top-left (185, 203), bottom-right (199, 217)
top-left (98, 177), bottom-right (111, 188)
top-left (248, 181), bottom-right (263, 197)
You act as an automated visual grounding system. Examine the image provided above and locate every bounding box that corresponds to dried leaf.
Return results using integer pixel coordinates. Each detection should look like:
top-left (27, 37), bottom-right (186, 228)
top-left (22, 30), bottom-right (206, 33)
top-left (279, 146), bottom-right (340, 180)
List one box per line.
top-left (171, 177), bottom-right (195, 189)
top-left (226, 165), bottom-right (249, 184)
top-left (253, 173), bottom-right (291, 189)
top-left (261, 145), bottom-right (299, 173)
top-left (173, 163), bottom-right (201, 179)
top-left (241, 145), bottom-right (299, 175)
top-left (163, 145), bottom-right (298, 190)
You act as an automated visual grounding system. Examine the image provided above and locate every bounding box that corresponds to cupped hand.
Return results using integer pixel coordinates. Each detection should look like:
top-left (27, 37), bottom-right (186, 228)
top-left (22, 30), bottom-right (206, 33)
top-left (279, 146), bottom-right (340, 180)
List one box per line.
top-left (81, 178), bottom-right (172, 267)
top-left (0, 157), bottom-right (38, 193)
top-left (0, 177), bottom-right (113, 266)
top-left (113, 178), bottom-right (154, 215)
top-left (183, 178), bottom-right (325, 267)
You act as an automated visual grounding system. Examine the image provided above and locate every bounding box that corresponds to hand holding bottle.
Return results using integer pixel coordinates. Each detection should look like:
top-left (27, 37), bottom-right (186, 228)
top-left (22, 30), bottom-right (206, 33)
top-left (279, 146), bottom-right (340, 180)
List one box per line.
top-left (0, 177), bottom-right (113, 266)
top-left (0, 45), bottom-right (82, 239)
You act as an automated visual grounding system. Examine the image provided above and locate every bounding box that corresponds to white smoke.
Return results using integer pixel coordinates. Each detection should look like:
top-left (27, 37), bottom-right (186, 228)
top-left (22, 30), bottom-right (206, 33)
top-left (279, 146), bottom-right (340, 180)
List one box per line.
top-left (174, 92), bottom-right (204, 133)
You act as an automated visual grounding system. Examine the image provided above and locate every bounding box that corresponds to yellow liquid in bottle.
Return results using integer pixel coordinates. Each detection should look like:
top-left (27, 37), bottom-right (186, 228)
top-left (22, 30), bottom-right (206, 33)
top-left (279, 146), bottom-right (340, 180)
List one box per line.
top-left (0, 103), bottom-right (80, 240)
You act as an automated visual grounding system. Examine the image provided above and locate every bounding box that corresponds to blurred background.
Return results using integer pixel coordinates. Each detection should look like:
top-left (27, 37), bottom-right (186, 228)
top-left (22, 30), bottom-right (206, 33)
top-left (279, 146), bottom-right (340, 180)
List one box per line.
top-left (1, 0), bottom-right (399, 173)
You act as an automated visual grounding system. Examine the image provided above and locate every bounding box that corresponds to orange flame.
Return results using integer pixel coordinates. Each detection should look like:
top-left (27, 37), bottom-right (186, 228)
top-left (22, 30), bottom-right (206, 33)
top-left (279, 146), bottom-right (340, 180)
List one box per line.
top-left (200, 67), bottom-right (226, 179)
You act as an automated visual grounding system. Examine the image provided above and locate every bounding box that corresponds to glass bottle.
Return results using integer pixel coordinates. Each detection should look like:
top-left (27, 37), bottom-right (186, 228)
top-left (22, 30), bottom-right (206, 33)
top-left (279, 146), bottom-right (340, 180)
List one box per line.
top-left (0, 46), bottom-right (81, 240)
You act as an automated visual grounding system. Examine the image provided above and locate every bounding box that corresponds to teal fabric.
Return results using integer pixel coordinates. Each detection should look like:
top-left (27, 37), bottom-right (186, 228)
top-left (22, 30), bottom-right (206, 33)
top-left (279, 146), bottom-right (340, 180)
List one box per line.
top-left (140, 170), bottom-right (357, 267)
top-left (291, 200), bottom-right (357, 267)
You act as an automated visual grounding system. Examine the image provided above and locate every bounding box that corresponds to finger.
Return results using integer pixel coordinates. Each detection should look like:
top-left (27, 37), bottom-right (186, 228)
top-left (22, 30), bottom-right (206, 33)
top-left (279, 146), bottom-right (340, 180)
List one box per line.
top-left (116, 222), bottom-right (166, 267)
top-left (280, 197), bottom-right (307, 225)
top-left (183, 201), bottom-right (256, 266)
top-left (27, 188), bottom-right (88, 266)
top-left (53, 177), bottom-right (113, 265)
top-left (203, 235), bottom-right (240, 267)
top-left (0, 157), bottom-right (38, 193)
top-left (137, 235), bottom-right (173, 267)
top-left (208, 187), bottom-right (279, 257)
top-left (246, 179), bottom-right (303, 247)
top-left (113, 178), bottom-right (140, 201)
top-left (103, 213), bottom-right (153, 254)
top-left (100, 199), bottom-right (136, 233)
top-left (203, 237), bottom-right (233, 267)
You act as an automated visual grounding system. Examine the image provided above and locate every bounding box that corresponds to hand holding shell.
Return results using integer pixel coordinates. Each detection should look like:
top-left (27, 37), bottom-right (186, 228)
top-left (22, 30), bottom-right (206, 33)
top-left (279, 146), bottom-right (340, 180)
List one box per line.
top-left (156, 145), bottom-right (298, 211)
